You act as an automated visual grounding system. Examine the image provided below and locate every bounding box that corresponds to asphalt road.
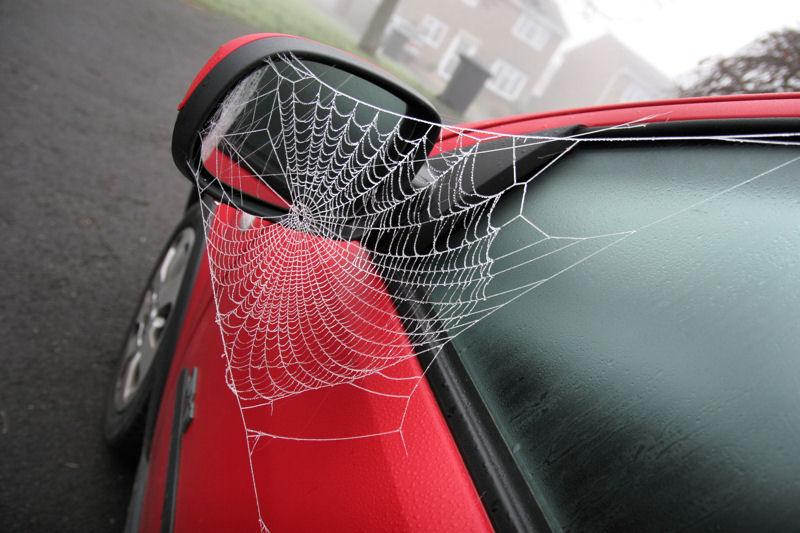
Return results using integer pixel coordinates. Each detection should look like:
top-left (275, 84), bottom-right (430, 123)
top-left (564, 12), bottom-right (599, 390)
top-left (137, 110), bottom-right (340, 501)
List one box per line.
top-left (0, 1), bottom-right (250, 530)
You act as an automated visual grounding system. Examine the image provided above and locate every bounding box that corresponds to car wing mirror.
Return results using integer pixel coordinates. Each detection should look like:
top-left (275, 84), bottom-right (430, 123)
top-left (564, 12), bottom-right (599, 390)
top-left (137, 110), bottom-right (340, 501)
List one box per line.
top-left (172, 34), bottom-right (441, 226)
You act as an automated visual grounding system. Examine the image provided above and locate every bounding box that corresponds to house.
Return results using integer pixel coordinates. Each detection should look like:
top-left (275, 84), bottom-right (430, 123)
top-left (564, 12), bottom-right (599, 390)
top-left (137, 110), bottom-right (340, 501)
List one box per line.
top-left (309, 1), bottom-right (676, 120)
top-left (323, 0), bottom-right (570, 120)
top-left (534, 33), bottom-right (677, 112)
top-left (393, 0), bottom-right (569, 119)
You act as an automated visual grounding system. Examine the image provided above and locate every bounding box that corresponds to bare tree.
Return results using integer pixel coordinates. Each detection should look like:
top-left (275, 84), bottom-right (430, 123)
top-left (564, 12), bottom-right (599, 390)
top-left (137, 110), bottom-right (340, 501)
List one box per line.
top-left (681, 26), bottom-right (800, 97)
top-left (358, 0), bottom-right (400, 56)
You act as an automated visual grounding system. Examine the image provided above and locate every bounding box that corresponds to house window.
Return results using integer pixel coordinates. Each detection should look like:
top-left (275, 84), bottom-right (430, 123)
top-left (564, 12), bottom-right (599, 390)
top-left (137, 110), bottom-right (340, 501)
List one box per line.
top-left (512, 14), bottom-right (550, 50)
top-left (437, 32), bottom-right (480, 80)
top-left (486, 59), bottom-right (528, 101)
top-left (418, 14), bottom-right (448, 48)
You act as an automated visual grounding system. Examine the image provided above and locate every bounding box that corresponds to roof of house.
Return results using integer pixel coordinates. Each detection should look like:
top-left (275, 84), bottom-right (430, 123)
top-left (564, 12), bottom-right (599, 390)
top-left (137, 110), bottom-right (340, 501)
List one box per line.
top-left (565, 33), bottom-right (675, 88)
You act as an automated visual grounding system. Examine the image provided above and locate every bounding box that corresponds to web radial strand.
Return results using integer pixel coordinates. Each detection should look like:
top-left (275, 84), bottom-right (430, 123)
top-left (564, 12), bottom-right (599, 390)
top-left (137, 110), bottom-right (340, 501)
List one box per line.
top-left (192, 54), bottom-right (800, 411)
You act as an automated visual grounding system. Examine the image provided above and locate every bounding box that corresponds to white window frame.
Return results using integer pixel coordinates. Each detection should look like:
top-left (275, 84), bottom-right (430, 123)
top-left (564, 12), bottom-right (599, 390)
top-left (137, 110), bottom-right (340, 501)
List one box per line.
top-left (437, 32), bottom-right (480, 80)
top-left (512, 13), bottom-right (550, 51)
top-left (417, 14), bottom-right (448, 48)
top-left (486, 59), bottom-right (528, 101)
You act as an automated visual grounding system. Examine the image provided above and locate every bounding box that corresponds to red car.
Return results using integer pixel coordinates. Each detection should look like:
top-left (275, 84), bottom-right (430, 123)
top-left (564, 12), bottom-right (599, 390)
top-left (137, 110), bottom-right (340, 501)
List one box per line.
top-left (105, 34), bottom-right (800, 532)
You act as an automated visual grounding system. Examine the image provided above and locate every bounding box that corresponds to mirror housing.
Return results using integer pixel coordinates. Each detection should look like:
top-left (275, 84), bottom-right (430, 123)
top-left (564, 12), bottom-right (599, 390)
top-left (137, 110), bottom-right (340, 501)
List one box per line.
top-left (172, 34), bottom-right (441, 219)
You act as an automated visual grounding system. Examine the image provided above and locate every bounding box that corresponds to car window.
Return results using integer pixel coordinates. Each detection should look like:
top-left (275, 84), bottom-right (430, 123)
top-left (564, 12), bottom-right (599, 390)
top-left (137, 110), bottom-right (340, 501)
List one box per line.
top-left (434, 140), bottom-right (800, 530)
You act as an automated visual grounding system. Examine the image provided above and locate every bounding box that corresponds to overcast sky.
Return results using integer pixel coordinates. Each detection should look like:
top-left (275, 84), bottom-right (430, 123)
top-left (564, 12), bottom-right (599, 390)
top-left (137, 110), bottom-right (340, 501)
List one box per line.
top-left (559, 0), bottom-right (800, 78)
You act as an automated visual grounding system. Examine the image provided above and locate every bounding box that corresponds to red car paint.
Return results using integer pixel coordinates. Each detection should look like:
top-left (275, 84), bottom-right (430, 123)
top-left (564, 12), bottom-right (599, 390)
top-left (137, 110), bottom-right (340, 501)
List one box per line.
top-left (203, 147), bottom-right (290, 209)
top-left (139, 204), bottom-right (494, 532)
top-left (178, 34), bottom-right (286, 111)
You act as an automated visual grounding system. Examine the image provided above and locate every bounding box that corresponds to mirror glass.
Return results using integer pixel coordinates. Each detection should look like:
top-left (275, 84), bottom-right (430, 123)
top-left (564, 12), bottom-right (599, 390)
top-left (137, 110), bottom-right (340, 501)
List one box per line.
top-left (198, 57), bottom-right (413, 215)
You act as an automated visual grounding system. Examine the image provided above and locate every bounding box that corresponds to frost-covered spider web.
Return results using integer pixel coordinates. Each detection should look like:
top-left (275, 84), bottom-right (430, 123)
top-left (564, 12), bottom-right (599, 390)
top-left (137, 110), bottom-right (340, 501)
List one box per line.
top-left (189, 54), bottom-right (799, 530)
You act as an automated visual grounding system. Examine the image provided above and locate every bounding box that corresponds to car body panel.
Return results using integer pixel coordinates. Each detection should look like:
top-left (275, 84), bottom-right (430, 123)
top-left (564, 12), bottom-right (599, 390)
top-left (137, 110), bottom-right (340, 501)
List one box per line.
top-left (138, 204), bottom-right (493, 532)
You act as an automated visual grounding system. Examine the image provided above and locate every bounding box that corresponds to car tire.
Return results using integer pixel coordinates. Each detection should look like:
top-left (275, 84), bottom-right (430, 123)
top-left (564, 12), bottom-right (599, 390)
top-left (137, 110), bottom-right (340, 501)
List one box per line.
top-left (104, 204), bottom-right (205, 457)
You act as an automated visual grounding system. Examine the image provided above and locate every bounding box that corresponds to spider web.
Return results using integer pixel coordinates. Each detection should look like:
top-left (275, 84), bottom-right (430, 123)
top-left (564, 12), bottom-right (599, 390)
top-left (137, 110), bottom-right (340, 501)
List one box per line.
top-left (189, 54), bottom-right (799, 530)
